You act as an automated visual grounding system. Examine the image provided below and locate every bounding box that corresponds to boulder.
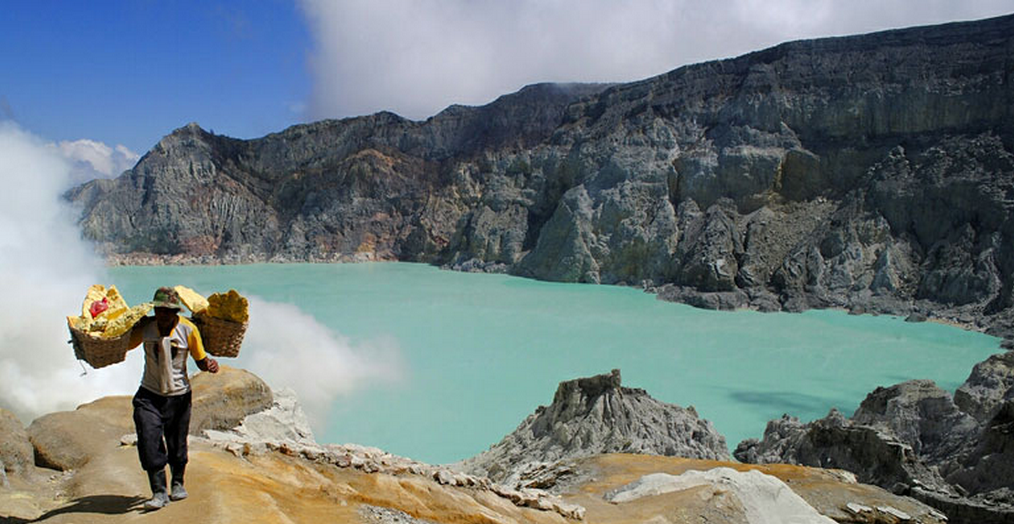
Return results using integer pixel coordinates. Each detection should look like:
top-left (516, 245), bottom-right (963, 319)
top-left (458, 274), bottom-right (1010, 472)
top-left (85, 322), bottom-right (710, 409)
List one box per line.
top-left (0, 408), bottom-right (32, 475)
top-left (203, 387), bottom-right (315, 446)
top-left (190, 365), bottom-right (273, 434)
top-left (27, 396), bottom-right (133, 471)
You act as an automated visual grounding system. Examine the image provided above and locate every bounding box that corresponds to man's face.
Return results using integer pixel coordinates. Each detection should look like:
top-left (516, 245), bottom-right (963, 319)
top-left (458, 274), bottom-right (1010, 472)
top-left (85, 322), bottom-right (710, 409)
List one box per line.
top-left (154, 307), bottom-right (179, 331)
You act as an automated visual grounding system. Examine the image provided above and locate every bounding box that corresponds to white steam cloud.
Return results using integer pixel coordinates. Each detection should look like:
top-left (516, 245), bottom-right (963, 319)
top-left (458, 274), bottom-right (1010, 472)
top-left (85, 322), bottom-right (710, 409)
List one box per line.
top-left (241, 297), bottom-right (404, 428)
top-left (0, 122), bottom-right (402, 427)
top-left (0, 122), bottom-right (140, 422)
top-left (52, 139), bottom-right (140, 186)
top-left (298, 0), bottom-right (1013, 121)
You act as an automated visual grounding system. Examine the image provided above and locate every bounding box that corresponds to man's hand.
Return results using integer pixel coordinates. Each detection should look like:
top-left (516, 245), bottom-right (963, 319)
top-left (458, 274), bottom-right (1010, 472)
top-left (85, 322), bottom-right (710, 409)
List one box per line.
top-left (197, 357), bottom-right (219, 374)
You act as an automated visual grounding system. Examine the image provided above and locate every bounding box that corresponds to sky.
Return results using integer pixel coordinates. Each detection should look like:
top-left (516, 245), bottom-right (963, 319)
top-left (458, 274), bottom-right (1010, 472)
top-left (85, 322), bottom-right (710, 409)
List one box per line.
top-left (2, 0), bottom-right (1012, 183)
top-left (1, 1), bottom-right (1013, 421)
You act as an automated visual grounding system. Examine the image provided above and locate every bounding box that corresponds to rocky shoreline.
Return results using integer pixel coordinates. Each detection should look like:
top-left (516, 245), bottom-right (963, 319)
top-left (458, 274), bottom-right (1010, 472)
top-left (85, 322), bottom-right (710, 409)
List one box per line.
top-left (102, 251), bottom-right (1008, 344)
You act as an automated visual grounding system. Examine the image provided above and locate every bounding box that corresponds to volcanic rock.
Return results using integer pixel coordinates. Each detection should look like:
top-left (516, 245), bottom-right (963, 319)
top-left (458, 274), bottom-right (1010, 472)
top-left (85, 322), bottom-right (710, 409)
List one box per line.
top-left (954, 350), bottom-right (1014, 423)
top-left (188, 365), bottom-right (273, 434)
top-left (737, 352), bottom-right (1014, 523)
top-left (0, 408), bottom-right (31, 476)
top-left (459, 369), bottom-right (729, 486)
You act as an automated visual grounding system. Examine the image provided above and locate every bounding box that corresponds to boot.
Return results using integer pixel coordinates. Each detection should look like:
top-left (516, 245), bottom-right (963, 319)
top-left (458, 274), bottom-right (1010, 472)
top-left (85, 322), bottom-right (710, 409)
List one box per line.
top-left (169, 464), bottom-right (188, 501)
top-left (144, 468), bottom-right (170, 510)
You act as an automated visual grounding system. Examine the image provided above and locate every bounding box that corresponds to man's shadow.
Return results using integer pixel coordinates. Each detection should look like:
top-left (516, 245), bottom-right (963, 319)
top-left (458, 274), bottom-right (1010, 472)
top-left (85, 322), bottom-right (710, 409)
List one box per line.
top-left (10, 495), bottom-right (147, 522)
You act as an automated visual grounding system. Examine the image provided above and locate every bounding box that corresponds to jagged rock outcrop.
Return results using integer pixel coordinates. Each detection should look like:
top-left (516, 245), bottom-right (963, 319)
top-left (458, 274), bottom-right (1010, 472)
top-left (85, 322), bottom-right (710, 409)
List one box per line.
top-left (736, 352), bottom-right (1014, 523)
top-left (69, 15), bottom-right (1014, 336)
top-left (955, 350), bottom-right (1014, 423)
top-left (459, 369), bottom-right (729, 486)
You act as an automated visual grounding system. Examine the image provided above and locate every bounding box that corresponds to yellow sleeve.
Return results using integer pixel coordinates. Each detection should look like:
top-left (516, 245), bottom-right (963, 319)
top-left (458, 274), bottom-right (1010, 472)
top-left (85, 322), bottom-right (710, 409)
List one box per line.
top-left (181, 317), bottom-right (208, 361)
top-left (128, 323), bottom-right (146, 350)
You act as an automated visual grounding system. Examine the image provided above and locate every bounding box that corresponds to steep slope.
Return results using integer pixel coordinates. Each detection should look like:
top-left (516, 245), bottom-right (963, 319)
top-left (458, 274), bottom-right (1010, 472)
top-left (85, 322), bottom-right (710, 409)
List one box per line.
top-left (69, 15), bottom-right (1014, 334)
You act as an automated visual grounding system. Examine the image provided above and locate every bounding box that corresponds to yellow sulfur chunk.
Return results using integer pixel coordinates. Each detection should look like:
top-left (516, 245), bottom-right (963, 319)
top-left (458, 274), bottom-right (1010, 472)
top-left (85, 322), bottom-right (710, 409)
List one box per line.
top-left (81, 285), bottom-right (107, 319)
top-left (102, 303), bottom-right (153, 338)
top-left (73, 284), bottom-right (151, 339)
top-left (104, 306), bottom-right (128, 322)
top-left (174, 285), bottom-right (209, 314)
top-left (105, 285), bottom-right (128, 313)
top-left (205, 290), bottom-right (249, 324)
top-left (88, 318), bottom-right (108, 333)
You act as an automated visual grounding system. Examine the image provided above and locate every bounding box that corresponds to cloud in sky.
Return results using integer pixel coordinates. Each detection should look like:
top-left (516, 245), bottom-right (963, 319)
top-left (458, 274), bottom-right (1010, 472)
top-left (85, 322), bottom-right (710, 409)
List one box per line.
top-left (0, 122), bottom-right (141, 422)
top-left (298, 0), bottom-right (1013, 121)
top-left (52, 139), bottom-right (140, 186)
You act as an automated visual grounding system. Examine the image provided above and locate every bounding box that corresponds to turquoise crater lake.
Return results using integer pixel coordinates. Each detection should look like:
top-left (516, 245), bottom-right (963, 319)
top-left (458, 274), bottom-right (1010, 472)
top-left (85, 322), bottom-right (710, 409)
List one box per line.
top-left (109, 263), bottom-right (1000, 464)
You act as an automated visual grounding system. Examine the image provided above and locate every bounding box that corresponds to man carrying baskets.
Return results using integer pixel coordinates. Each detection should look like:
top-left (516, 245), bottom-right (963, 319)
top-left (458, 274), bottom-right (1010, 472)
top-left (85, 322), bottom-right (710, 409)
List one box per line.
top-left (127, 287), bottom-right (219, 511)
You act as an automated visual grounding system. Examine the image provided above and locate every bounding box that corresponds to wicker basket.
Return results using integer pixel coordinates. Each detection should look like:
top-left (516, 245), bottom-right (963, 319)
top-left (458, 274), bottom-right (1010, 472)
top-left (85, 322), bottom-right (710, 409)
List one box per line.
top-left (193, 314), bottom-right (247, 358)
top-left (68, 323), bottom-right (131, 369)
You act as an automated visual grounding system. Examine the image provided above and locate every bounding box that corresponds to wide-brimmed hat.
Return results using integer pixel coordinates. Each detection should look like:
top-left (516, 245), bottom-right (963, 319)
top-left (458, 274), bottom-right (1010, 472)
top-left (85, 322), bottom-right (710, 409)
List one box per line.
top-left (152, 287), bottom-right (182, 310)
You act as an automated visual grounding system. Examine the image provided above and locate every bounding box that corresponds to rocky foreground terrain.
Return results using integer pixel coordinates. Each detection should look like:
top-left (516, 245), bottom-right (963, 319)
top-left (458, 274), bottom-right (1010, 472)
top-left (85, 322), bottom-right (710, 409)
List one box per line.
top-left (3, 358), bottom-right (1012, 523)
top-left (68, 14), bottom-right (1014, 336)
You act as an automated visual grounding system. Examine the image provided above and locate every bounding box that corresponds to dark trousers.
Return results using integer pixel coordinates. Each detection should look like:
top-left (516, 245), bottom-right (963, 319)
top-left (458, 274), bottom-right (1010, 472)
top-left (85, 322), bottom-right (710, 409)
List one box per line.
top-left (132, 387), bottom-right (192, 472)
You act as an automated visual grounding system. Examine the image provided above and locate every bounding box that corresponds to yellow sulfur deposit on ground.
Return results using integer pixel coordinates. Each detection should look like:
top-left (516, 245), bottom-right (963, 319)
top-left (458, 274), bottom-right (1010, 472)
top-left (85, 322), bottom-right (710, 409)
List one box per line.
top-left (70, 285), bottom-right (152, 339)
top-left (205, 290), bottom-right (249, 324)
top-left (174, 285), bottom-right (210, 314)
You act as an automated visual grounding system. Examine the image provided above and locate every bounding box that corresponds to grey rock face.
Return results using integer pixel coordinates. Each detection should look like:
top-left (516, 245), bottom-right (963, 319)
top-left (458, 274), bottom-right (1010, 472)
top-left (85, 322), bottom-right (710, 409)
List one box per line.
top-left (850, 380), bottom-right (980, 465)
top-left (69, 15), bottom-right (1014, 335)
top-left (954, 351), bottom-right (1014, 423)
top-left (947, 400), bottom-right (1014, 497)
top-left (733, 409), bottom-right (939, 493)
top-left (459, 369), bottom-right (729, 486)
top-left (0, 408), bottom-right (31, 476)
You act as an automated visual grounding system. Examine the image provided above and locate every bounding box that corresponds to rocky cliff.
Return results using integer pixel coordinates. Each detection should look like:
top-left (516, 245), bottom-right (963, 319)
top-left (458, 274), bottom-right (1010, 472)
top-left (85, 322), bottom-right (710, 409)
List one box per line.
top-left (69, 14), bottom-right (1014, 335)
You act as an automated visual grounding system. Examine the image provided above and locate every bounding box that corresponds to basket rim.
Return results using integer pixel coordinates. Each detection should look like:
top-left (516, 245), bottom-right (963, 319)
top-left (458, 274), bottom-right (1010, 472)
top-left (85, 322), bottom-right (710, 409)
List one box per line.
top-left (68, 322), bottom-right (132, 342)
